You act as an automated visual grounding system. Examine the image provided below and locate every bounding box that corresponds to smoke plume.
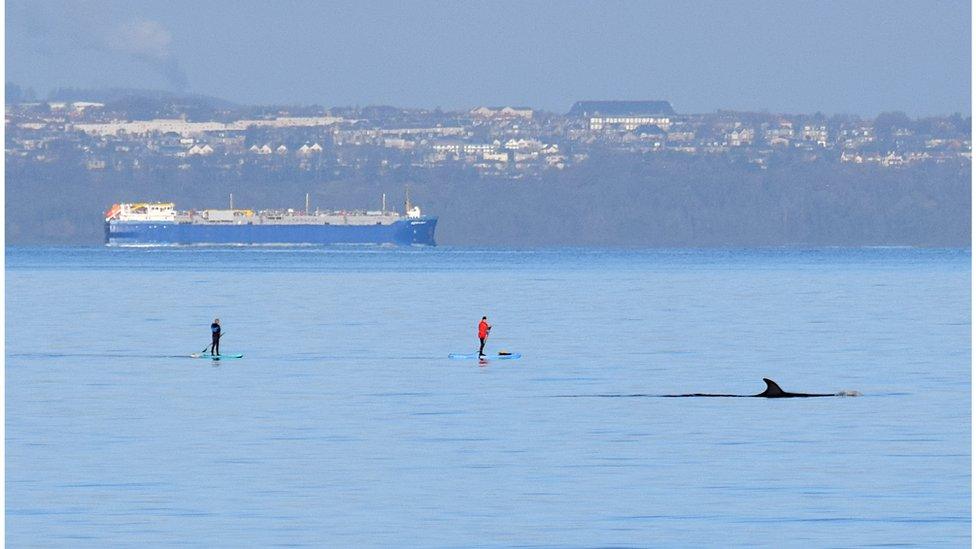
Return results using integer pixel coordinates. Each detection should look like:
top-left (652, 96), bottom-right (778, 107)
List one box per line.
top-left (13, 2), bottom-right (190, 91)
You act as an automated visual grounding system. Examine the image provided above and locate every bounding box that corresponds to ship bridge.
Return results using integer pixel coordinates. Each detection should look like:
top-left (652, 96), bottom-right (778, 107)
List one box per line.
top-left (106, 202), bottom-right (177, 222)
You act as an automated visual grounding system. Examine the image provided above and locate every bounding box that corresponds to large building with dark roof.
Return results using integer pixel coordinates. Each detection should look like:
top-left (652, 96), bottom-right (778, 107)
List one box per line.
top-left (568, 100), bottom-right (675, 132)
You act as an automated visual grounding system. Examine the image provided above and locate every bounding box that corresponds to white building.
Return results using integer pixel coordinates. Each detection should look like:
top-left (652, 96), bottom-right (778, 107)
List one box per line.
top-left (382, 138), bottom-right (415, 150)
top-left (504, 138), bottom-right (544, 151)
top-left (801, 125), bottom-right (829, 147)
top-left (431, 140), bottom-right (463, 155)
top-left (71, 102), bottom-right (105, 113)
top-left (727, 127), bottom-right (755, 147)
top-left (483, 151), bottom-right (509, 162)
top-left (297, 143), bottom-right (323, 155)
top-left (470, 106), bottom-right (534, 120)
top-left (379, 127), bottom-right (466, 137)
top-left (463, 143), bottom-right (495, 155)
top-left (430, 141), bottom-right (496, 155)
top-left (187, 144), bottom-right (214, 156)
top-left (72, 116), bottom-right (345, 137)
top-left (569, 101), bottom-right (675, 132)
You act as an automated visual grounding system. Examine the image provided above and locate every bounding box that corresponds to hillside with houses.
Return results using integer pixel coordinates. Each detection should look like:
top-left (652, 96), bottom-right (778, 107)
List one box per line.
top-left (5, 86), bottom-right (971, 246)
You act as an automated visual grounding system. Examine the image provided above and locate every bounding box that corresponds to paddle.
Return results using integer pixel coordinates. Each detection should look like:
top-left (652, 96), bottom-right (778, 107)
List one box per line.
top-left (479, 325), bottom-right (491, 356)
top-left (200, 332), bottom-right (224, 354)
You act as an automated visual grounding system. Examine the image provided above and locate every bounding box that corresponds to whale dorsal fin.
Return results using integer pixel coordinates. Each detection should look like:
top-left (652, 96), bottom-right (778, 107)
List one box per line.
top-left (759, 378), bottom-right (785, 397)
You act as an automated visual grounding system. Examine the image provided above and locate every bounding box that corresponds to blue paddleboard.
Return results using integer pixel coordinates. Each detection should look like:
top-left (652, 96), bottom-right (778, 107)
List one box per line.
top-left (449, 352), bottom-right (521, 360)
top-left (191, 353), bottom-right (244, 359)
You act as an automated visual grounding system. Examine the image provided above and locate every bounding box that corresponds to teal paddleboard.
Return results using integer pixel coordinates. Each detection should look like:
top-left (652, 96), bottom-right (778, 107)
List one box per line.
top-left (191, 353), bottom-right (243, 359)
top-left (449, 352), bottom-right (521, 360)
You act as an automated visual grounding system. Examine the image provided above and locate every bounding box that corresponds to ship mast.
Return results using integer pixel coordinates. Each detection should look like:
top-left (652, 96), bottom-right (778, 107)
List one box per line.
top-left (230, 193), bottom-right (234, 209)
top-left (404, 185), bottom-right (412, 213)
top-left (305, 193), bottom-right (310, 215)
top-left (382, 193), bottom-right (387, 213)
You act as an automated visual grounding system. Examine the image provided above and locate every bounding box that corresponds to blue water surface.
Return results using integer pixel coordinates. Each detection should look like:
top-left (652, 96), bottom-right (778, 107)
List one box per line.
top-left (5, 247), bottom-right (971, 547)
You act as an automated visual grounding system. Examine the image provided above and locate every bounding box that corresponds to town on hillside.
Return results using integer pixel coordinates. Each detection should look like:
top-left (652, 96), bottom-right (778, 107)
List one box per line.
top-left (5, 86), bottom-right (971, 179)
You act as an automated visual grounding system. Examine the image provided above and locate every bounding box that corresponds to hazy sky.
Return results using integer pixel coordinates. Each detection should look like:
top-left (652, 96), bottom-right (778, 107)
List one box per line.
top-left (6, 0), bottom-right (972, 116)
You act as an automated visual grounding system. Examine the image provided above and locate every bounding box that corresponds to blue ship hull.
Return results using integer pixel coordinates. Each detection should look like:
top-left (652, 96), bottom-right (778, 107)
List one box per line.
top-left (106, 217), bottom-right (437, 246)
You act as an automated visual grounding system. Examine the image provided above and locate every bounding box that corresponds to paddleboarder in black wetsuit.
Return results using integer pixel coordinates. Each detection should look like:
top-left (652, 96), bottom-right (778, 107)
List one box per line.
top-left (210, 318), bottom-right (221, 356)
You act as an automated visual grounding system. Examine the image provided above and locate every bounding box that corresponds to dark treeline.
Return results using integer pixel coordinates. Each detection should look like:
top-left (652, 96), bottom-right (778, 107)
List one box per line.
top-left (6, 154), bottom-right (970, 247)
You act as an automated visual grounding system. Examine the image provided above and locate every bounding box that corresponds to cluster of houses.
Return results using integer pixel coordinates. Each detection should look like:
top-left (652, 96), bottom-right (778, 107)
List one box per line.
top-left (5, 99), bottom-right (971, 175)
top-left (247, 143), bottom-right (323, 156)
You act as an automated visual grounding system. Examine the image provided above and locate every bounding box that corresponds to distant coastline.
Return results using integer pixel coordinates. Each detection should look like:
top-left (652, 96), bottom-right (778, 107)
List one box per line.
top-left (5, 90), bottom-right (971, 247)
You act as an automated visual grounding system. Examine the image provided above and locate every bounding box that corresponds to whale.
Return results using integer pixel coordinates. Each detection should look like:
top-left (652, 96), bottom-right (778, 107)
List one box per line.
top-left (558, 378), bottom-right (859, 399)
top-left (663, 378), bottom-right (839, 398)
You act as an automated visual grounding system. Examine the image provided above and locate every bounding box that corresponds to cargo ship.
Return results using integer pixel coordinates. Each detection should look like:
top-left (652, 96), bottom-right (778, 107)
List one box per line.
top-left (104, 194), bottom-right (437, 246)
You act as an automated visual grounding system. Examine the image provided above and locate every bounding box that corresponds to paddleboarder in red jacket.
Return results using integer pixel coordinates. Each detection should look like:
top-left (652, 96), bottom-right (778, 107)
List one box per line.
top-left (478, 316), bottom-right (491, 357)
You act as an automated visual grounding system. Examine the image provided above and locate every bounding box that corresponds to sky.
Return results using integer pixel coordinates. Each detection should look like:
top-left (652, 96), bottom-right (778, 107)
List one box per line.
top-left (5, 0), bottom-right (972, 116)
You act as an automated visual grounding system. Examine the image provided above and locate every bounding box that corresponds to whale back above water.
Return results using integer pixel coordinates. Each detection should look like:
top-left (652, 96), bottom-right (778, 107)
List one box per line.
top-left (660, 378), bottom-right (843, 398)
top-left (563, 379), bottom-right (860, 399)
top-left (754, 378), bottom-right (835, 398)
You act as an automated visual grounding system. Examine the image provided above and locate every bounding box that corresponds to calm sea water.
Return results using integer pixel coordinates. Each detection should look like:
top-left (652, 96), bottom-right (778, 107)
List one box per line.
top-left (6, 247), bottom-right (971, 547)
